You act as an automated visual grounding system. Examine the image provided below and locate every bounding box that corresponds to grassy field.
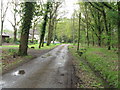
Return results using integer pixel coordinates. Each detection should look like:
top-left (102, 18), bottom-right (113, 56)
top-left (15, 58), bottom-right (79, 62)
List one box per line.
top-left (69, 45), bottom-right (118, 88)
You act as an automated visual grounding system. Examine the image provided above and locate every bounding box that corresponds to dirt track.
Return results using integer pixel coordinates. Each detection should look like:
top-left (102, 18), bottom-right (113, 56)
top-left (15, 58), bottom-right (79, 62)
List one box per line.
top-left (1, 44), bottom-right (75, 88)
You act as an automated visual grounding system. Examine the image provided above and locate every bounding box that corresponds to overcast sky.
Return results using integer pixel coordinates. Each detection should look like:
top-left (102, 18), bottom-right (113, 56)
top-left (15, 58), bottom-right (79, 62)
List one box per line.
top-left (3, 0), bottom-right (79, 31)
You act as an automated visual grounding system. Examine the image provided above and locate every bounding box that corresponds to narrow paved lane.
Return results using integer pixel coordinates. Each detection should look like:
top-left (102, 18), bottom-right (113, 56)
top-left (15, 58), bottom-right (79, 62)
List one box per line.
top-left (1, 44), bottom-right (73, 88)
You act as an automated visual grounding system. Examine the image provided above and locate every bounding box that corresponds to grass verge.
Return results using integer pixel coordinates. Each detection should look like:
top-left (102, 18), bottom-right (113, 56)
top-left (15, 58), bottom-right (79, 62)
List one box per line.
top-left (1, 43), bottom-right (61, 49)
top-left (81, 46), bottom-right (118, 88)
top-left (68, 45), bottom-right (104, 88)
top-left (28, 43), bottom-right (61, 50)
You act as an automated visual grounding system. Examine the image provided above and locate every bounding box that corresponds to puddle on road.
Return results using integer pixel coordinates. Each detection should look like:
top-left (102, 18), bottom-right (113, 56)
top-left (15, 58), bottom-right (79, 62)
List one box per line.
top-left (0, 81), bottom-right (5, 86)
top-left (41, 53), bottom-right (52, 58)
top-left (56, 53), bottom-right (67, 68)
top-left (0, 80), bottom-right (16, 87)
top-left (12, 70), bottom-right (25, 76)
top-left (57, 63), bottom-right (62, 65)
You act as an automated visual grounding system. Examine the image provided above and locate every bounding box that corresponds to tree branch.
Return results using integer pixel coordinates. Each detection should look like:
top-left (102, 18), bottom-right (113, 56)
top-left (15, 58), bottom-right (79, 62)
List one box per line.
top-left (3, 2), bottom-right (9, 19)
top-left (101, 2), bottom-right (116, 11)
top-left (8, 19), bottom-right (15, 28)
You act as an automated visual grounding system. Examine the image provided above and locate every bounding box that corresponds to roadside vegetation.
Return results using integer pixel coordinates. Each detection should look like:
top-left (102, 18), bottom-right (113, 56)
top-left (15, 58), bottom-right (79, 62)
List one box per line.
top-left (69, 45), bottom-right (104, 88)
top-left (81, 46), bottom-right (118, 88)
top-left (69, 44), bottom-right (118, 88)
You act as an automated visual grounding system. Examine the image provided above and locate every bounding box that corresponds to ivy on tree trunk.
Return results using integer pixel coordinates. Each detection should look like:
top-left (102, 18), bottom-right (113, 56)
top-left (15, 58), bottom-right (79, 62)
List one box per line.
top-left (18, 2), bottom-right (35, 56)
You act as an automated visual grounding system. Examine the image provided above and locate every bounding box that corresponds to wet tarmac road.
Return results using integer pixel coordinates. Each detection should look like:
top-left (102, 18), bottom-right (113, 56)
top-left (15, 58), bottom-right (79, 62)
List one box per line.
top-left (1, 44), bottom-right (72, 88)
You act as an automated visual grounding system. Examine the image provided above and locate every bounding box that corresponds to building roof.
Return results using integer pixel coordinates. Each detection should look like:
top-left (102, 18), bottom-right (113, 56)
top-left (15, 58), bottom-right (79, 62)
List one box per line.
top-left (2, 33), bottom-right (9, 37)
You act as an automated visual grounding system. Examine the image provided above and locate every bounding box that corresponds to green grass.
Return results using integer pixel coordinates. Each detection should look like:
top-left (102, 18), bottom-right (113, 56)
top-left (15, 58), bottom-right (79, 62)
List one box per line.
top-left (1, 43), bottom-right (61, 50)
top-left (28, 43), bottom-right (61, 50)
top-left (68, 45), bottom-right (104, 88)
top-left (81, 47), bottom-right (118, 88)
top-left (1, 45), bottom-right (19, 48)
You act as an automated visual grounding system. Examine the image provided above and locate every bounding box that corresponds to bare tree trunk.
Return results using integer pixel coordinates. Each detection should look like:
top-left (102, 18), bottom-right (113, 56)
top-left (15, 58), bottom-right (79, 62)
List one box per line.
top-left (97, 12), bottom-right (102, 47)
top-left (41, 39), bottom-right (44, 47)
top-left (47, 14), bottom-right (52, 46)
top-left (14, 27), bottom-right (17, 42)
top-left (72, 16), bottom-right (75, 44)
top-left (53, 22), bottom-right (56, 44)
top-left (47, 17), bottom-right (55, 46)
top-left (32, 20), bottom-right (39, 43)
top-left (118, 2), bottom-right (120, 81)
top-left (0, 0), bottom-right (3, 46)
top-left (32, 23), bottom-right (36, 43)
top-left (92, 31), bottom-right (94, 46)
top-left (13, 4), bottom-right (17, 43)
top-left (0, 1), bottom-right (8, 46)
top-left (53, 17), bottom-right (57, 44)
top-left (108, 22), bottom-right (111, 50)
top-left (77, 13), bottom-right (81, 51)
top-left (85, 4), bottom-right (89, 46)
top-left (102, 8), bottom-right (110, 50)
top-left (32, 29), bottom-right (35, 43)
top-left (86, 27), bottom-right (89, 46)
top-left (0, 21), bottom-right (3, 46)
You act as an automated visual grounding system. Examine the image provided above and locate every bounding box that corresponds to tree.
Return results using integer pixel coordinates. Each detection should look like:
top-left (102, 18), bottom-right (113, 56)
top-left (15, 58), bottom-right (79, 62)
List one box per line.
top-left (39, 1), bottom-right (50, 48)
top-left (47, 2), bottom-right (61, 46)
top-left (88, 2), bottom-right (117, 50)
top-left (18, 2), bottom-right (35, 56)
top-left (77, 13), bottom-right (81, 51)
top-left (80, 2), bottom-right (117, 49)
top-left (70, 10), bottom-right (79, 44)
top-left (72, 12), bottom-right (75, 44)
top-left (31, 18), bottom-right (39, 43)
top-left (118, 1), bottom-right (120, 68)
top-left (0, 1), bottom-right (9, 46)
top-left (56, 18), bottom-right (73, 43)
top-left (89, 5), bottom-right (103, 46)
top-left (52, 13), bottom-right (58, 44)
top-left (31, 2), bottom-right (43, 43)
top-left (84, 3), bottom-right (90, 46)
top-left (76, 1), bottom-right (118, 50)
top-left (8, 0), bottom-right (21, 42)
